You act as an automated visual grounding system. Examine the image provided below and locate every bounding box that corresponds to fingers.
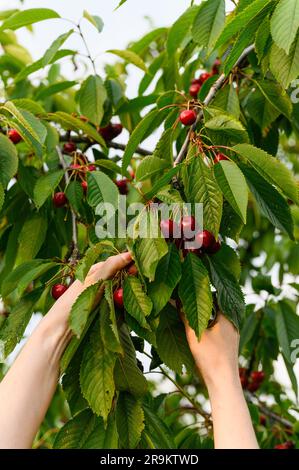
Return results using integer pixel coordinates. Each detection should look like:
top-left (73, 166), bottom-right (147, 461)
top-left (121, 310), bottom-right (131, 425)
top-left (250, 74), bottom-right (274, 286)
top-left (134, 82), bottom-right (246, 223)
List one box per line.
top-left (86, 252), bottom-right (132, 284)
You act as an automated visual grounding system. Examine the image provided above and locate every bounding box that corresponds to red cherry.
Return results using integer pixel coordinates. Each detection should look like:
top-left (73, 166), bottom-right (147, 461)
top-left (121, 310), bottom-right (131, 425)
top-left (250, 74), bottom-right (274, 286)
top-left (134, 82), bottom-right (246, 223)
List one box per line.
top-left (160, 219), bottom-right (176, 239)
top-left (116, 179), bottom-right (129, 195)
top-left (214, 153), bottom-right (229, 163)
top-left (180, 109), bottom-right (197, 126)
top-left (189, 83), bottom-right (201, 98)
top-left (191, 78), bottom-right (202, 85)
top-left (51, 284), bottom-right (68, 300)
top-left (127, 263), bottom-right (138, 276)
top-left (274, 441), bottom-right (295, 450)
top-left (87, 164), bottom-right (96, 172)
top-left (53, 192), bottom-right (68, 208)
top-left (250, 371), bottom-right (265, 384)
top-left (212, 59), bottom-right (221, 75)
top-left (181, 216), bottom-right (197, 239)
top-left (259, 415), bottom-right (266, 426)
top-left (8, 129), bottom-right (22, 144)
top-left (81, 180), bottom-right (88, 194)
top-left (63, 141), bottom-right (77, 154)
top-left (194, 230), bottom-right (215, 251)
top-left (207, 239), bottom-right (221, 255)
top-left (70, 163), bottom-right (82, 171)
top-left (113, 288), bottom-right (124, 309)
top-left (247, 381), bottom-right (261, 393)
top-left (99, 123), bottom-right (123, 141)
top-left (199, 72), bottom-right (212, 84)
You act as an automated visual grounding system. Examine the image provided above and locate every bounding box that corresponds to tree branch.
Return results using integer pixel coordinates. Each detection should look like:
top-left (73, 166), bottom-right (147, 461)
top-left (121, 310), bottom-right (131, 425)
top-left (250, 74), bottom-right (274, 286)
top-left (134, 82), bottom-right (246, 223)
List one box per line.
top-left (246, 392), bottom-right (294, 429)
top-left (59, 134), bottom-right (152, 156)
top-left (174, 44), bottom-right (255, 166)
top-left (56, 145), bottom-right (79, 261)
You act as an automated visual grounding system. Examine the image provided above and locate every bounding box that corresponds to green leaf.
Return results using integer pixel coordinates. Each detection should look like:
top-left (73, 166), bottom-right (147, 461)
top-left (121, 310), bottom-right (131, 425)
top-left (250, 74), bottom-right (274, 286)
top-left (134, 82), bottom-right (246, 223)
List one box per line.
top-left (107, 49), bottom-right (147, 72)
top-left (16, 213), bottom-right (48, 265)
top-left (69, 283), bottom-right (100, 338)
top-left (79, 75), bottom-right (107, 125)
top-left (42, 30), bottom-right (73, 66)
top-left (214, 0), bottom-right (270, 49)
top-left (33, 170), bottom-right (64, 208)
top-left (44, 111), bottom-right (106, 147)
top-left (11, 99), bottom-right (45, 115)
top-left (0, 288), bottom-right (42, 357)
top-left (233, 143), bottom-right (299, 204)
top-left (270, 0), bottom-right (299, 54)
top-left (0, 134), bottom-right (18, 187)
top-left (152, 128), bottom-right (174, 165)
top-left (35, 80), bottom-right (76, 101)
top-left (254, 80), bottom-right (292, 119)
top-left (80, 318), bottom-right (116, 422)
top-left (275, 301), bottom-right (299, 364)
top-left (134, 236), bottom-right (168, 282)
top-left (240, 164), bottom-right (294, 239)
top-left (182, 155), bottom-right (222, 236)
top-left (75, 241), bottom-right (115, 282)
top-left (115, 0), bottom-right (128, 9)
top-left (212, 84), bottom-right (240, 119)
top-left (65, 180), bottom-right (84, 215)
top-left (0, 8), bottom-right (60, 31)
top-left (87, 171), bottom-right (119, 208)
top-left (122, 108), bottom-right (159, 173)
top-left (270, 37), bottom-right (299, 88)
top-left (1, 259), bottom-right (56, 298)
top-left (206, 254), bottom-right (245, 329)
top-left (103, 282), bottom-right (122, 353)
top-left (144, 166), bottom-right (181, 200)
top-left (148, 243), bottom-right (182, 314)
top-left (83, 10), bottom-right (104, 33)
top-left (192, 0), bottom-right (225, 52)
top-left (179, 253), bottom-right (212, 339)
top-left (167, 5), bottom-right (199, 56)
top-left (136, 156), bottom-right (169, 182)
top-left (53, 410), bottom-right (118, 449)
top-left (205, 112), bottom-right (248, 142)
top-left (0, 183), bottom-right (4, 212)
top-left (62, 347), bottom-right (88, 416)
top-left (156, 303), bottom-right (194, 374)
top-left (114, 323), bottom-right (148, 397)
top-left (246, 87), bottom-right (280, 129)
top-left (116, 392), bottom-right (144, 449)
top-left (143, 405), bottom-right (176, 449)
top-left (214, 160), bottom-right (248, 223)
top-left (123, 276), bottom-right (152, 329)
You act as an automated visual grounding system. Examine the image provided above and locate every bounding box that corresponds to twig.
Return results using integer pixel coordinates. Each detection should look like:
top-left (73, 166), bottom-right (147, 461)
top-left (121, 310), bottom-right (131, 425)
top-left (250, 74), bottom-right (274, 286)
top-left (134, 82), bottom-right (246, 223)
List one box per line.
top-left (59, 133), bottom-right (152, 156)
top-left (77, 23), bottom-right (97, 74)
top-left (56, 145), bottom-right (79, 260)
top-left (174, 44), bottom-right (255, 166)
top-left (246, 392), bottom-right (294, 428)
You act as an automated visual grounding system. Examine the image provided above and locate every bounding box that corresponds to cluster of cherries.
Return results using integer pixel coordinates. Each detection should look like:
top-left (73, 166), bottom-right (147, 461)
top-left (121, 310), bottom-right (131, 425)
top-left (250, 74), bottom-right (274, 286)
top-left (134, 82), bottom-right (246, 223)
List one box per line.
top-left (239, 367), bottom-right (265, 393)
top-left (160, 216), bottom-right (221, 257)
top-left (179, 59), bottom-right (221, 128)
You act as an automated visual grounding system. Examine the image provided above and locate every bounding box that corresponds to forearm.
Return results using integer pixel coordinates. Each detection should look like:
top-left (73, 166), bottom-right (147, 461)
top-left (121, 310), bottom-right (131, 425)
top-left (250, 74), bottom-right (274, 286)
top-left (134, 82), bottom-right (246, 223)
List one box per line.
top-left (207, 374), bottom-right (259, 449)
top-left (0, 280), bottom-right (85, 449)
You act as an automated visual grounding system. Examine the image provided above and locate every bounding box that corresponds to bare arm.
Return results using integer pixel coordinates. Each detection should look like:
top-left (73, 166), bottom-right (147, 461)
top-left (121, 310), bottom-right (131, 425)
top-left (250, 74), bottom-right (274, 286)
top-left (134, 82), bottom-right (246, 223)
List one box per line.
top-left (0, 252), bottom-right (132, 449)
top-left (183, 313), bottom-right (259, 449)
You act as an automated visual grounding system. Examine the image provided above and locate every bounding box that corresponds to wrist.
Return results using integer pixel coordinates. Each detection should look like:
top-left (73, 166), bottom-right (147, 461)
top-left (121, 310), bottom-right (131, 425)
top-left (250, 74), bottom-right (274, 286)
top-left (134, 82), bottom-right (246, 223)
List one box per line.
top-left (206, 369), bottom-right (242, 397)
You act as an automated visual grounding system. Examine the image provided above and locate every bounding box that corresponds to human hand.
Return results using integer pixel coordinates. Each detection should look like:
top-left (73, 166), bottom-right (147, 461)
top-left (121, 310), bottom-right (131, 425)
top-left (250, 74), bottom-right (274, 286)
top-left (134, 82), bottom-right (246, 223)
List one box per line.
top-left (83, 251), bottom-right (132, 287)
top-left (182, 313), bottom-right (241, 391)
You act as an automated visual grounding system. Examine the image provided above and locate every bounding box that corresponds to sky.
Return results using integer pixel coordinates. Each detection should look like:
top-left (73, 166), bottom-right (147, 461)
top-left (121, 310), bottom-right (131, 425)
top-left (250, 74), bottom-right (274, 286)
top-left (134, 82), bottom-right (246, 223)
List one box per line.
top-left (1, 0), bottom-right (298, 399)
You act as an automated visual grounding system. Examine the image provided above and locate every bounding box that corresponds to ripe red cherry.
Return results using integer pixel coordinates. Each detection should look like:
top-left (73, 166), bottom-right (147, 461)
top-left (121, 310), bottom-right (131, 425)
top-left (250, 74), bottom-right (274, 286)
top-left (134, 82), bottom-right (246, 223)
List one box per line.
top-left (99, 123), bottom-right (123, 141)
top-left (212, 59), bottom-right (221, 75)
top-left (181, 216), bottom-right (196, 239)
top-left (53, 192), bottom-right (68, 208)
top-left (194, 230), bottom-right (216, 251)
top-left (199, 72), bottom-right (212, 84)
top-left (247, 381), bottom-right (261, 393)
top-left (116, 179), bottom-right (129, 195)
top-left (51, 284), bottom-right (68, 300)
top-left (127, 263), bottom-right (138, 276)
top-left (113, 288), bottom-right (124, 309)
top-left (87, 164), bottom-right (96, 172)
top-left (208, 239), bottom-right (221, 254)
top-left (191, 78), bottom-right (201, 85)
top-left (81, 180), bottom-right (88, 194)
top-left (274, 441), bottom-right (294, 450)
top-left (8, 129), bottom-right (22, 144)
top-left (180, 109), bottom-right (197, 126)
top-left (63, 141), bottom-right (77, 154)
top-left (259, 415), bottom-right (266, 426)
top-left (160, 219), bottom-right (176, 239)
top-left (189, 83), bottom-right (201, 98)
top-left (214, 153), bottom-right (229, 163)
top-left (70, 163), bottom-right (82, 171)
top-left (250, 371), bottom-right (265, 383)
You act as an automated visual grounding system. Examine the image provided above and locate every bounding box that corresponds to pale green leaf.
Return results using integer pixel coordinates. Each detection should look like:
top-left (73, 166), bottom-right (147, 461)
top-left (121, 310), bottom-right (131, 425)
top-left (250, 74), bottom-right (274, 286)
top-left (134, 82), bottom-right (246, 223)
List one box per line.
top-left (0, 8), bottom-right (60, 32)
top-left (136, 156), bottom-right (169, 182)
top-left (79, 75), bottom-right (107, 125)
top-left (270, 38), bottom-right (299, 88)
top-left (33, 170), bottom-right (64, 208)
top-left (69, 283), bottom-right (100, 338)
top-left (270, 0), bottom-right (299, 54)
top-left (107, 49), bottom-right (147, 72)
top-left (123, 276), bottom-right (152, 329)
top-left (192, 0), bottom-right (225, 52)
top-left (167, 5), bottom-right (199, 56)
top-left (116, 392), bottom-right (144, 449)
top-left (83, 10), bottom-right (104, 33)
top-left (0, 134), bottom-right (18, 187)
top-left (42, 30), bottom-right (73, 66)
top-left (16, 214), bottom-right (48, 265)
top-left (87, 171), bottom-right (119, 208)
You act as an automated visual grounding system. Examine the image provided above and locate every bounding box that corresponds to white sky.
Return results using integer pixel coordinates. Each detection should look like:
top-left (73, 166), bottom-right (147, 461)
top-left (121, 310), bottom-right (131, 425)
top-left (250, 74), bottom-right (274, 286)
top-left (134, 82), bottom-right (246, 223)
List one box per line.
top-left (1, 0), bottom-right (298, 399)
